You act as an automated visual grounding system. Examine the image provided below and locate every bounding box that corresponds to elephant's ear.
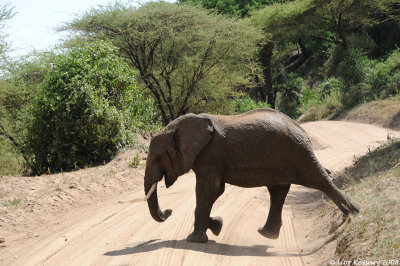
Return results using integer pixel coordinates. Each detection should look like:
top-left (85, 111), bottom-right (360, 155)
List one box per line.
top-left (174, 114), bottom-right (213, 174)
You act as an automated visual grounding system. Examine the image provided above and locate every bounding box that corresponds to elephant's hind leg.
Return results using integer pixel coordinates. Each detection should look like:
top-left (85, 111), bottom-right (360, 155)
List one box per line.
top-left (304, 166), bottom-right (359, 217)
top-left (318, 179), bottom-right (359, 216)
top-left (258, 184), bottom-right (291, 239)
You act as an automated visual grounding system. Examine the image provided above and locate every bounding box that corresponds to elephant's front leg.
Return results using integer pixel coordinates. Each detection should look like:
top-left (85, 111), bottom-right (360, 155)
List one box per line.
top-left (186, 175), bottom-right (224, 243)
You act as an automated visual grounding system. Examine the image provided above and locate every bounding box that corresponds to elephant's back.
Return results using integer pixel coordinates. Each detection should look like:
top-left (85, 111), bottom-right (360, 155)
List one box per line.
top-left (210, 108), bottom-right (310, 145)
top-left (207, 109), bottom-right (316, 186)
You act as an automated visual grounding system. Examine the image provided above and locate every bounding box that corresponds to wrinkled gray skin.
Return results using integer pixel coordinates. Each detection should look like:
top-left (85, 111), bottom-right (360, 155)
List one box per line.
top-left (144, 108), bottom-right (359, 243)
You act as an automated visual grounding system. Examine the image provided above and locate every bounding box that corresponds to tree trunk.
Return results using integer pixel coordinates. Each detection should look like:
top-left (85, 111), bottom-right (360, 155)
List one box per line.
top-left (260, 42), bottom-right (276, 108)
top-left (284, 38), bottom-right (313, 73)
top-left (0, 124), bottom-right (29, 163)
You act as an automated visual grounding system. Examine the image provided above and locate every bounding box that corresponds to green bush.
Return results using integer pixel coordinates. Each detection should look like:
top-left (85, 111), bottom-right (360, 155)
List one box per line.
top-left (325, 45), bottom-right (369, 86)
top-left (24, 41), bottom-right (158, 174)
top-left (0, 137), bottom-right (24, 176)
top-left (276, 74), bottom-right (304, 118)
top-left (235, 96), bottom-right (270, 114)
top-left (368, 49), bottom-right (400, 98)
top-left (0, 52), bottom-right (55, 175)
top-left (297, 77), bottom-right (343, 121)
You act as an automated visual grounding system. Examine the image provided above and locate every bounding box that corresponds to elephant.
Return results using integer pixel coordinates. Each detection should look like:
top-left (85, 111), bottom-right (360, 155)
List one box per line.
top-left (143, 108), bottom-right (359, 243)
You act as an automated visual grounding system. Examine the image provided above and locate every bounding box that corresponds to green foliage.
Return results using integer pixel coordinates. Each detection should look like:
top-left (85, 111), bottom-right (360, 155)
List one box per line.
top-left (297, 77), bottom-right (344, 121)
top-left (235, 95), bottom-right (270, 113)
top-left (0, 4), bottom-right (14, 66)
top-left (367, 49), bottom-right (400, 98)
top-left (64, 2), bottom-right (262, 124)
top-left (24, 41), bottom-right (158, 174)
top-left (251, 0), bottom-right (400, 114)
top-left (129, 152), bottom-right (141, 168)
top-left (276, 74), bottom-right (304, 118)
top-left (0, 51), bottom-right (55, 175)
top-left (297, 47), bottom-right (400, 121)
top-left (325, 45), bottom-right (369, 87)
top-left (251, 0), bottom-right (315, 41)
top-left (179, 0), bottom-right (284, 17)
top-left (0, 136), bottom-right (24, 176)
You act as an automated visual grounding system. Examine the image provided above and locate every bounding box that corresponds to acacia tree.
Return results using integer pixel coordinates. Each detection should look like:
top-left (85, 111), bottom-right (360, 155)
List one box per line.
top-left (64, 2), bottom-right (262, 124)
top-left (179, 0), bottom-right (277, 17)
top-left (0, 4), bottom-right (14, 63)
top-left (180, 0), bottom-right (291, 107)
top-left (251, 0), bottom-right (399, 105)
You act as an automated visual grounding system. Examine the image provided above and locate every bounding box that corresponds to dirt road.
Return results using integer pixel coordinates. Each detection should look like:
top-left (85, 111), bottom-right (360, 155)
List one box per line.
top-left (1, 121), bottom-right (399, 266)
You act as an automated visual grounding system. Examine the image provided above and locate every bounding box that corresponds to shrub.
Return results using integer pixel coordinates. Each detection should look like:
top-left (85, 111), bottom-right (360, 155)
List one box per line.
top-left (0, 51), bottom-right (55, 175)
top-left (0, 137), bottom-right (24, 176)
top-left (235, 96), bottom-right (270, 114)
top-left (297, 77), bottom-right (343, 122)
top-left (276, 74), bottom-right (304, 118)
top-left (24, 41), bottom-right (158, 174)
top-left (368, 49), bottom-right (400, 98)
top-left (325, 45), bottom-right (368, 87)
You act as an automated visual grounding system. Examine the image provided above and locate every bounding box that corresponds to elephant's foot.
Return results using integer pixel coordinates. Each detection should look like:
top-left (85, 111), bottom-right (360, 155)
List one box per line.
top-left (257, 226), bottom-right (280, 239)
top-left (340, 199), bottom-right (360, 217)
top-left (186, 231), bottom-right (208, 243)
top-left (209, 216), bottom-right (223, 236)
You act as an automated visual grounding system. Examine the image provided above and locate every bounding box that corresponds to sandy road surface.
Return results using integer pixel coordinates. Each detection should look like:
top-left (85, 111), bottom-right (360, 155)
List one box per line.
top-left (1, 121), bottom-right (399, 266)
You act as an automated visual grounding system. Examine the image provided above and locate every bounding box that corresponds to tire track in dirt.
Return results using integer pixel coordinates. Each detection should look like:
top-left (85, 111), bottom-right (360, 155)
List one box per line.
top-left (2, 121), bottom-right (399, 265)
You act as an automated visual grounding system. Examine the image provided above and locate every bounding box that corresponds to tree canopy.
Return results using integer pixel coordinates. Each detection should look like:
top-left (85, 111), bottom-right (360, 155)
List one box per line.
top-left (178, 0), bottom-right (282, 17)
top-left (63, 2), bottom-right (263, 124)
top-left (0, 4), bottom-right (14, 70)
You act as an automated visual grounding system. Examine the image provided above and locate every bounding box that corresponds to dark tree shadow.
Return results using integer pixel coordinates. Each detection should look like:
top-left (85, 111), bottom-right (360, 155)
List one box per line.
top-left (104, 239), bottom-right (305, 257)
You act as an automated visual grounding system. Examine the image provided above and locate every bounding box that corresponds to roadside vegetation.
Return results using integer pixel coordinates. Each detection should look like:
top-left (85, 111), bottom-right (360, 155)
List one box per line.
top-left (339, 98), bottom-right (400, 130)
top-left (1, 1), bottom-right (400, 176)
top-left (320, 139), bottom-right (400, 261)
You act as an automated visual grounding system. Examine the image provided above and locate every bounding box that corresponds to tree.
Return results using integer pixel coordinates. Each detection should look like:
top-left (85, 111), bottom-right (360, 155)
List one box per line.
top-left (311, 0), bottom-right (398, 49)
top-left (251, 0), bottom-right (317, 107)
top-left (179, 0), bottom-right (279, 17)
top-left (24, 41), bottom-right (157, 174)
top-left (63, 2), bottom-right (262, 124)
top-left (251, 0), bottom-right (400, 106)
top-left (180, 0), bottom-right (292, 108)
top-left (0, 51), bottom-right (54, 159)
top-left (0, 4), bottom-right (14, 70)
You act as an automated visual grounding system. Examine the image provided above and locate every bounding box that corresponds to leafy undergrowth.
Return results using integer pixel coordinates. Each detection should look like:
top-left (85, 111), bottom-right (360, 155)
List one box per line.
top-left (331, 139), bottom-right (400, 261)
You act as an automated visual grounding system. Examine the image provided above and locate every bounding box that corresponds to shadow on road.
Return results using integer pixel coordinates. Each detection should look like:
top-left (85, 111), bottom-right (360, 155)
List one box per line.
top-left (104, 239), bottom-right (304, 258)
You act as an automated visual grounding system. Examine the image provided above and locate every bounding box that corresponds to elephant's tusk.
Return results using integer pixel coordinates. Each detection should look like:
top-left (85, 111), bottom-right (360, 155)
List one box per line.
top-left (144, 183), bottom-right (157, 201)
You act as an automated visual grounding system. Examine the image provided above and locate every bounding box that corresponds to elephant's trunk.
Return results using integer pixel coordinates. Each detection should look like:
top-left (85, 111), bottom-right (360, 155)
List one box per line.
top-left (145, 181), bottom-right (172, 222)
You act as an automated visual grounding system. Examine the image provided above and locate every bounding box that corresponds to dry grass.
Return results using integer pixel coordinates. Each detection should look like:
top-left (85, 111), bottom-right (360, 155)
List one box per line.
top-left (339, 98), bottom-right (400, 130)
top-left (329, 139), bottom-right (400, 261)
top-left (336, 168), bottom-right (400, 260)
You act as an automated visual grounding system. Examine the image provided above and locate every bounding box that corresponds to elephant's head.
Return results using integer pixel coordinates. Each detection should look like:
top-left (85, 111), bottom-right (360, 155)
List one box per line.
top-left (144, 114), bottom-right (214, 222)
